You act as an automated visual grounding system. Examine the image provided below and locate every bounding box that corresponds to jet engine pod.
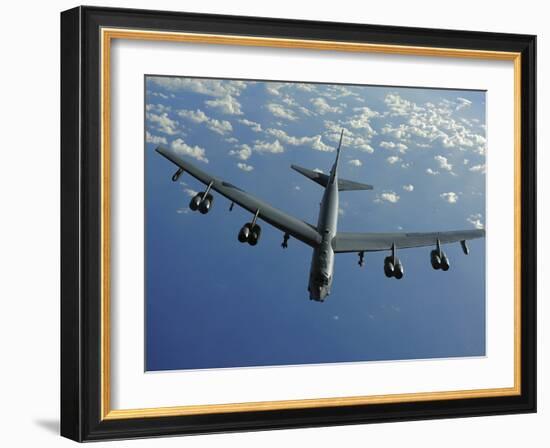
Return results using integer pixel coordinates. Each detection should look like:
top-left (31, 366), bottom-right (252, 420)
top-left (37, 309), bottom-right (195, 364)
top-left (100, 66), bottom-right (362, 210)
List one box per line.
top-left (440, 254), bottom-right (450, 271)
top-left (198, 193), bottom-right (213, 214)
top-left (248, 224), bottom-right (262, 246)
top-left (394, 260), bottom-right (404, 279)
top-left (430, 250), bottom-right (441, 270)
top-left (384, 256), bottom-right (395, 278)
top-left (189, 194), bottom-right (202, 211)
top-left (238, 223), bottom-right (252, 243)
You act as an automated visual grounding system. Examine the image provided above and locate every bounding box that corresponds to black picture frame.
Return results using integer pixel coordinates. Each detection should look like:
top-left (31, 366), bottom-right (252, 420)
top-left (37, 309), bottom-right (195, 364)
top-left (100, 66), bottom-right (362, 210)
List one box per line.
top-left (61, 5), bottom-right (536, 442)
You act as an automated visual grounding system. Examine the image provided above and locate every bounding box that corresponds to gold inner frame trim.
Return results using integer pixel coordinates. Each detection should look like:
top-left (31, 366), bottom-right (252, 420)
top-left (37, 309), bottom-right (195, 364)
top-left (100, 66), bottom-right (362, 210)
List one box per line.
top-left (100, 27), bottom-right (522, 420)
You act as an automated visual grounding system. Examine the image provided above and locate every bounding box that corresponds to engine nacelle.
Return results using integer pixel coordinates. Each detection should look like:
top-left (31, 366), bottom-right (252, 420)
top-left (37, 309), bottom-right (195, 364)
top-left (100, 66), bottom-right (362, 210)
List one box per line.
top-left (190, 193), bottom-right (214, 213)
top-left (384, 256), bottom-right (404, 279)
top-left (394, 261), bottom-right (404, 279)
top-left (430, 250), bottom-right (441, 270)
top-left (189, 194), bottom-right (202, 211)
top-left (238, 223), bottom-right (251, 243)
top-left (440, 254), bottom-right (450, 271)
top-left (248, 224), bottom-right (262, 246)
top-left (384, 256), bottom-right (394, 278)
top-left (198, 193), bottom-right (213, 214)
top-left (431, 250), bottom-right (449, 271)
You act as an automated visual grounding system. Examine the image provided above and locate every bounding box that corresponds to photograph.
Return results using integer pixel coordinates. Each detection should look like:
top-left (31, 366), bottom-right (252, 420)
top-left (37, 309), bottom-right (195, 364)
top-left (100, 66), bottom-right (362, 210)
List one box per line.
top-left (56, 4), bottom-right (537, 442)
top-left (145, 75), bottom-right (487, 372)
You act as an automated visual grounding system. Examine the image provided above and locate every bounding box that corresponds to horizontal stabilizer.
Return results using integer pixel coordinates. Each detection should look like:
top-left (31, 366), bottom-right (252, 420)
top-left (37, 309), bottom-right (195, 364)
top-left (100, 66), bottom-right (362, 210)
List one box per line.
top-left (291, 164), bottom-right (329, 187)
top-left (338, 179), bottom-right (373, 191)
top-left (291, 164), bottom-right (373, 191)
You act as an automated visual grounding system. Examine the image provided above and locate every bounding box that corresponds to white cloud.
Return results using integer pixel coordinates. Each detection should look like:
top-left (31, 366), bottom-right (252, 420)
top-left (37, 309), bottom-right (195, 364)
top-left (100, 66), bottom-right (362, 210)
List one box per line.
top-left (440, 192), bottom-right (459, 204)
top-left (351, 106), bottom-right (379, 119)
top-left (149, 77), bottom-right (247, 98)
top-left (177, 108), bottom-right (208, 123)
top-left (206, 119), bottom-right (233, 135)
top-left (469, 164), bottom-right (486, 173)
top-left (426, 168), bottom-right (439, 175)
top-left (146, 131), bottom-right (167, 145)
top-left (386, 156), bottom-right (402, 165)
top-left (237, 163), bottom-right (254, 172)
top-left (205, 95), bottom-right (242, 115)
top-left (265, 128), bottom-right (332, 152)
top-left (456, 97), bottom-right (473, 111)
top-left (229, 144), bottom-right (252, 160)
top-left (266, 103), bottom-right (298, 121)
top-left (146, 103), bottom-right (171, 114)
top-left (311, 135), bottom-right (333, 152)
top-left (238, 118), bottom-right (263, 132)
top-left (380, 141), bottom-right (408, 153)
top-left (265, 82), bottom-right (285, 96)
top-left (225, 137), bottom-right (238, 144)
top-left (183, 188), bottom-right (198, 197)
top-left (149, 91), bottom-right (170, 100)
top-left (467, 213), bottom-right (485, 229)
top-left (323, 121), bottom-right (375, 153)
top-left (380, 92), bottom-right (487, 155)
top-left (318, 85), bottom-right (359, 100)
top-left (434, 155), bottom-right (453, 171)
top-left (375, 191), bottom-right (400, 203)
top-left (146, 112), bottom-right (179, 135)
top-left (177, 109), bottom-right (233, 135)
top-left (348, 159), bottom-right (363, 167)
top-left (295, 83), bottom-right (316, 92)
top-left (381, 192), bottom-right (399, 203)
top-left (352, 138), bottom-right (375, 153)
top-left (385, 92), bottom-right (421, 116)
top-left (171, 138), bottom-right (208, 163)
top-left (298, 105), bottom-right (314, 117)
top-left (281, 96), bottom-right (298, 107)
top-left (150, 77), bottom-right (247, 117)
top-left (346, 107), bottom-right (379, 134)
top-left (253, 139), bottom-right (284, 154)
top-left (310, 97), bottom-right (342, 115)
top-left (266, 128), bottom-right (315, 146)
top-left (403, 184), bottom-right (414, 192)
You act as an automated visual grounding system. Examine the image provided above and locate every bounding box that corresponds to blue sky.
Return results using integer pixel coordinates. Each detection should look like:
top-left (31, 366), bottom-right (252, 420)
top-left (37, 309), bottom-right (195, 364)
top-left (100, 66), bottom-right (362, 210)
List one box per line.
top-left (144, 76), bottom-right (486, 371)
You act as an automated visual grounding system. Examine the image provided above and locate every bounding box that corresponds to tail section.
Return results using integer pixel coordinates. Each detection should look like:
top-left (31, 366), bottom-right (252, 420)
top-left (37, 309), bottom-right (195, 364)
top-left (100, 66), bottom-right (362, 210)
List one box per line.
top-left (329, 129), bottom-right (345, 182)
top-left (291, 165), bottom-right (330, 187)
top-left (291, 129), bottom-right (373, 191)
top-left (338, 179), bottom-right (373, 191)
top-left (291, 164), bottom-right (373, 191)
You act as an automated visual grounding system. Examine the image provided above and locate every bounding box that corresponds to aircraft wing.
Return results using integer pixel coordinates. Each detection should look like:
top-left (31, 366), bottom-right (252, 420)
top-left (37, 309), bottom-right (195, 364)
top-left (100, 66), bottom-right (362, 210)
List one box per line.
top-left (156, 146), bottom-right (321, 247)
top-left (332, 229), bottom-right (485, 253)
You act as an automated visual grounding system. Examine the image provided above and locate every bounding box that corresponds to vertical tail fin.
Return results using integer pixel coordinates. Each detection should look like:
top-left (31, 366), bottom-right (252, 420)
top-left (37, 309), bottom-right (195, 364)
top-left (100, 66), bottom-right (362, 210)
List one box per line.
top-left (330, 129), bottom-right (344, 182)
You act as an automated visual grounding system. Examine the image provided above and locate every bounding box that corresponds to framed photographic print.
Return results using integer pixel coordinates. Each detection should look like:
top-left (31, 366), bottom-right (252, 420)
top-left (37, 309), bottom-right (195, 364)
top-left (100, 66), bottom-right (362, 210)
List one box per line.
top-left (60, 6), bottom-right (536, 442)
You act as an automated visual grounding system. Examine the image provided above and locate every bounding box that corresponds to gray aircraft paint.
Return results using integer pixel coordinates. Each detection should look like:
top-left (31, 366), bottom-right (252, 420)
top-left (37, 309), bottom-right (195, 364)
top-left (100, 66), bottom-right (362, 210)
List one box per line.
top-left (156, 130), bottom-right (484, 302)
top-left (307, 130), bottom-right (344, 300)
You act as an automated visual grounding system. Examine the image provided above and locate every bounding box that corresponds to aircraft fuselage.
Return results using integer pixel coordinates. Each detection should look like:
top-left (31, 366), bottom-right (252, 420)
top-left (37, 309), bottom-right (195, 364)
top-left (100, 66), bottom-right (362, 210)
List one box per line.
top-left (308, 171), bottom-right (339, 301)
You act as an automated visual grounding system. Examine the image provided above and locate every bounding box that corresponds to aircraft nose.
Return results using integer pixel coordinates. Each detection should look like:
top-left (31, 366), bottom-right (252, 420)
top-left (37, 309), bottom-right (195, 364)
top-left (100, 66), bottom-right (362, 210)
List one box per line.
top-left (311, 287), bottom-right (329, 302)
